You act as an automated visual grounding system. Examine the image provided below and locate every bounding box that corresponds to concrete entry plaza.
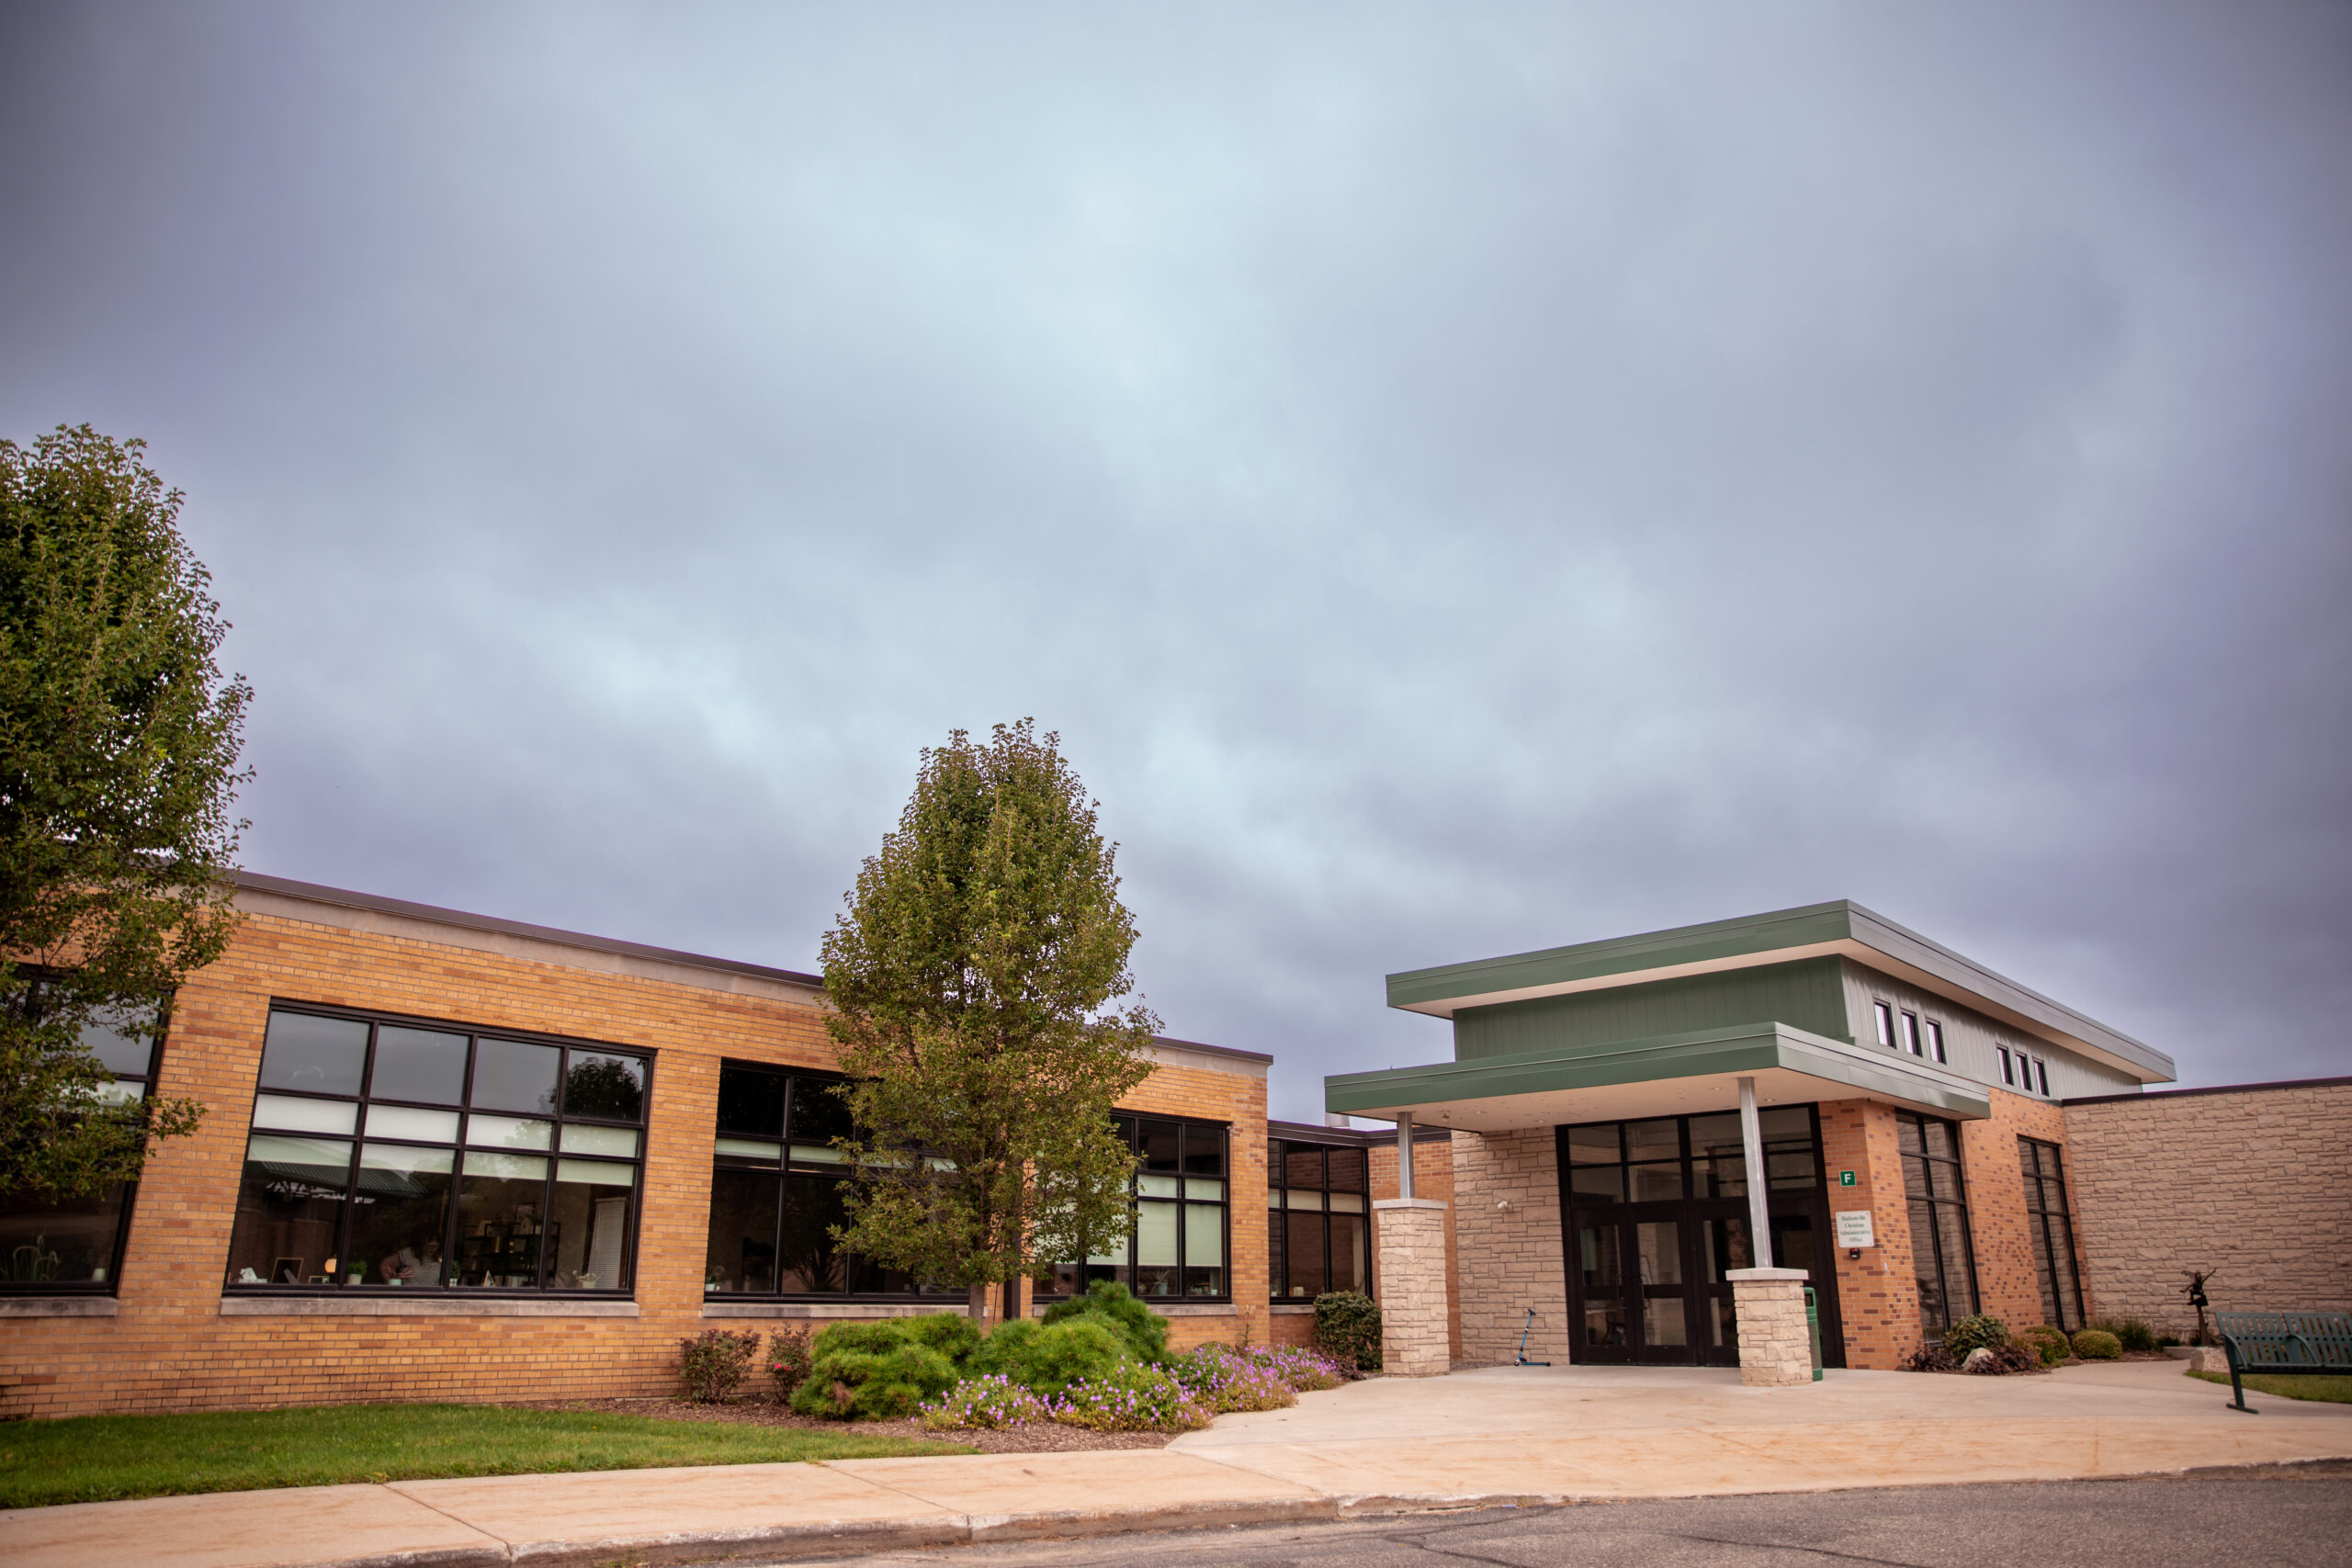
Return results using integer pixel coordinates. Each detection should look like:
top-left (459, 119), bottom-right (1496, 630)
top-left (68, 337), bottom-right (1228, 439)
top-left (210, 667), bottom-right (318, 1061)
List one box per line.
top-left (1171, 1359), bottom-right (2352, 1502)
top-left (9, 1360), bottom-right (2350, 1568)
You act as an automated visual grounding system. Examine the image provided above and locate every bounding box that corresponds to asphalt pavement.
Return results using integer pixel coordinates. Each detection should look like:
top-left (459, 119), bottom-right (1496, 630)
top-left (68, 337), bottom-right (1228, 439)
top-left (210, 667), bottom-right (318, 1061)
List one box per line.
top-left (796, 1467), bottom-right (2352, 1568)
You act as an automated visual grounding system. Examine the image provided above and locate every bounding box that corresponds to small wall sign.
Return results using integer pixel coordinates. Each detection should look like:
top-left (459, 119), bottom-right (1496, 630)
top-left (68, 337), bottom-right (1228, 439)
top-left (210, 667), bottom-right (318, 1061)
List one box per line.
top-left (1838, 1169), bottom-right (1856, 1186)
top-left (1834, 1210), bottom-right (1875, 1248)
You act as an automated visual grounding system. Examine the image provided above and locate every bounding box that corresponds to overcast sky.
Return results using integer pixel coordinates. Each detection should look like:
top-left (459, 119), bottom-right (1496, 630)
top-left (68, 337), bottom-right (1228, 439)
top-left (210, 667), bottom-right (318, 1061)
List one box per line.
top-left (5, 3), bottom-right (2346, 1117)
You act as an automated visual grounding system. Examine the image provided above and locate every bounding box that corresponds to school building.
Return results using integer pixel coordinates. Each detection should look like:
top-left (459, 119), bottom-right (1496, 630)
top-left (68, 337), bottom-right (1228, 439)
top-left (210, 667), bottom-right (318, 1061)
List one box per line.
top-left (2, 881), bottom-right (2343, 1414)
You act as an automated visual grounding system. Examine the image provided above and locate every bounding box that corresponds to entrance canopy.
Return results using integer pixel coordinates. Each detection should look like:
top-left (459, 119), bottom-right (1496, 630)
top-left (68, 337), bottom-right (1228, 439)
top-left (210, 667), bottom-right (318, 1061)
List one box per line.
top-left (1326, 1021), bottom-right (1990, 1133)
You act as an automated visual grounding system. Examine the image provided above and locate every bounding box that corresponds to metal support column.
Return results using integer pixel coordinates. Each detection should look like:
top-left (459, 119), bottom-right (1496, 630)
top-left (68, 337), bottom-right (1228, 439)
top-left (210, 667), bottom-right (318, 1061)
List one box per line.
top-left (1737, 1076), bottom-right (1775, 1270)
top-left (1396, 1111), bottom-right (1415, 1200)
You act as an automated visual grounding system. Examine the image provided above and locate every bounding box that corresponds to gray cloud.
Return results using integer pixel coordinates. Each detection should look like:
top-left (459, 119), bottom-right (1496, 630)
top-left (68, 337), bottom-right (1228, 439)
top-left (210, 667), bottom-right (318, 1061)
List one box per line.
top-left (4, 1), bottom-right (2346, 1116)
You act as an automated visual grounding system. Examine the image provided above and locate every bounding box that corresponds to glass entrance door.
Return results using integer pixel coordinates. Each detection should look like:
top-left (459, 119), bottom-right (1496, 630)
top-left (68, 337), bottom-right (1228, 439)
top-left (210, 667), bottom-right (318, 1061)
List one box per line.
top-left (1556, 1108), bottom-right (1842, 1369)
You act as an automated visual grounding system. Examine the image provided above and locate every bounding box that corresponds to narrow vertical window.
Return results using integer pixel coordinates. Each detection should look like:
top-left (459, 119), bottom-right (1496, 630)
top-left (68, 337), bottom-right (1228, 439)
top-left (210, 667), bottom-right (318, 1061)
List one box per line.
top-left (1924, 1021), bottom-right (1946, 1064)
top-left (1996, 1047), bottom-right (2014, 1086)
top-left (2018, 1137), bottom-right (2086, 1330)
top-left (1873, 1001), bottom-right (1894, 1048)
top-left (1899, 1012), bottom-right (1921, 1055)
top-left (1896, 1111), bottom-right (1979, 1337)
top-left (2034, 1059), bottom-right (2052, 1097)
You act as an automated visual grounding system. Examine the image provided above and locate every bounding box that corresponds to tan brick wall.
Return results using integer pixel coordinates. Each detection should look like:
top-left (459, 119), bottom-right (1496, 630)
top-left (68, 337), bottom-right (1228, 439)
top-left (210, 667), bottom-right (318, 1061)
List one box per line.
top-left (2064, 1081), bottom-right (2352, 1337)
top-left (0, 901), bottom-right (1268, 1418)
top-left (1445, 1128), bottom-right (1568, 1366)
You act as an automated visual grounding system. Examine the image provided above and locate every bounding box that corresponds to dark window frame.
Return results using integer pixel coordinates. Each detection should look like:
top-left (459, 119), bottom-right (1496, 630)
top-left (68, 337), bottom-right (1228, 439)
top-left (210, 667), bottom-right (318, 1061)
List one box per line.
top-left (1996, 1046), bottom-right (2015, 1086)
top-left (1268, 1137), bottom-right (1373, 1303)
top-left (1924, 1020), bottom-right (1947, 1064)
top-left (223, 1000), bottom-right (650, 1298)
top-left (1031, 1112), bottom-right (1233, 1305)
top-left (2018, 1135), bottom-right (2086, 1331)
top-left (0, 1007), bottom-right (165, 1295)
top-left (1898, 1010), bottom-right (1922, 1055)
top-left (702, 1061), bottom-right (963, 1303)
top-left (1895, 1110), bottom-right (1979, 1336)
top-left (1872, 1000), bottom-right (1894, 1048)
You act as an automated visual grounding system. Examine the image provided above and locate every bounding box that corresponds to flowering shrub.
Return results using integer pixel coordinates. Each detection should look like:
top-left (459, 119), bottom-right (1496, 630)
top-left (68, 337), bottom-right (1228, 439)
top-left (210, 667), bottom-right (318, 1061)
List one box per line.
top-left (676, 1328), bottom-right (763, 1404)
top-left (1055, 1361), bottom-right (1214, 1433)
top-left (768, 1325), bottom-right (814, 1399)
top-left (1249, 1345), bottom-right (1351, 1392)
top-left (921, 1374), bottom-right (1058, 1430)
top-left (1170, 1344), bottom-right (1296, 1414)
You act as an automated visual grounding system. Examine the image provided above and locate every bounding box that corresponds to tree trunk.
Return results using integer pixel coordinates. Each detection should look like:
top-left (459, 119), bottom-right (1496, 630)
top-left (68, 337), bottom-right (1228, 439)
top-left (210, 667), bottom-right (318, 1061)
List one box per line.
top-left (968, 1280), bottom-right (990, 1325)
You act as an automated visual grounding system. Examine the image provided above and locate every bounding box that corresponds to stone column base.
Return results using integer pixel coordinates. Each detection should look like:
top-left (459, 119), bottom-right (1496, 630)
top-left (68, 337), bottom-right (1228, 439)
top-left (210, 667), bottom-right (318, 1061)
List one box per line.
top-left (1727, 1267), bottom-right (1813, 1387)
top-left (1373, 1198), bottom-right (1452, 1377)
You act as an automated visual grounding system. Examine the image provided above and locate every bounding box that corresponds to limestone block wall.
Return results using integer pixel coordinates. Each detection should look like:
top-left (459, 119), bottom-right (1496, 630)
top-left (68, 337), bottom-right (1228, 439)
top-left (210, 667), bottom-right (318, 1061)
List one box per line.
top-left (1370, 1136), bottom-right (1461, 1361)
top-left (2064, 1079), bottom-right (2352, 1337)
top-left (1447, 1127), bottom-right (1569, 1365)
top-left (1371, 1199), bottom-right (1451, 1376)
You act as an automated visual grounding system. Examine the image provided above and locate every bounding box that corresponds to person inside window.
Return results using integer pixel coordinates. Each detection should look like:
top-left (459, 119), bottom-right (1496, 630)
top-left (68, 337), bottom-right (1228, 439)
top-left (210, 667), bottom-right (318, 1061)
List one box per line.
top-left (380, 1242), bottom-right (443, 1286)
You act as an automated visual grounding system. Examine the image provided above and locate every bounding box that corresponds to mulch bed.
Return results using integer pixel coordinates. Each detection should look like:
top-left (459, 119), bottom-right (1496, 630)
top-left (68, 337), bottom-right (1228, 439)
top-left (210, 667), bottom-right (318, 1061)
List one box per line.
top-left (516, 1395), bottom-right (1172, 1454)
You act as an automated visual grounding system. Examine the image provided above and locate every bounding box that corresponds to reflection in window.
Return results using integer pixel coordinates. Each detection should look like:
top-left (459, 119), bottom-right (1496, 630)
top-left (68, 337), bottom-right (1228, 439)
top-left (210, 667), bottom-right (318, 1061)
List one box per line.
top-left (1267, 1140), bottom-right (1369, 1302)
top-left (1897, 1111), bottom-right (1978, 1335)
top-left (701, 1063), bottom-right (951, 1299)
top-left (1035, 1114), bottom-right (1228, 1302)
top-left (1566, 1109), bottom-right (1818, 1207)
top-left (224, 1008), bottom-right (647, 1292)
top-left (2018, 1137), bottom-right (2085, 1330)
top-left (1, 1010), bottom-right (162, 1292)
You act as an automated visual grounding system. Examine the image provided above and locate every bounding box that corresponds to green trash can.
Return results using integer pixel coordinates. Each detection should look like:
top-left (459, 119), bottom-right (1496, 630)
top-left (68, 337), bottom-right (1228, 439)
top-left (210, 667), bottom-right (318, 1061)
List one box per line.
top-left (1804, 1286), bottom-right (1823, 1382)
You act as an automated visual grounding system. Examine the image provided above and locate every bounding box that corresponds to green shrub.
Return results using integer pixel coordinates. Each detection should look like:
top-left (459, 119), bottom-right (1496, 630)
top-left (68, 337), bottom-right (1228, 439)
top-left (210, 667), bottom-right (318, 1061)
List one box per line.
top-left (789, 1320), bottom-right (960, 1420)
top-left (2018, 1325), bottom-right (2072, 1367)
top-left (1041, 1280), bottom-right (1170, 1363)
top-left (2071, 1328), bottom-right (2122, 1361)
top-left (901, 1312), bottom-right (984, 1366)
top-left (676, 1329), bottom-right (763, 1403)
top-left (767, 1325), bottom-right (814, 1398)
top-left (2092, 1317), bottom-right (2158, 1354)
top-left (1311, 1292), bottom-right (1382, 1372)
top-left (1940, 1315), bottom-right (2010, 1359)
top-left (967, 1318), bottom-right (1126, 1398)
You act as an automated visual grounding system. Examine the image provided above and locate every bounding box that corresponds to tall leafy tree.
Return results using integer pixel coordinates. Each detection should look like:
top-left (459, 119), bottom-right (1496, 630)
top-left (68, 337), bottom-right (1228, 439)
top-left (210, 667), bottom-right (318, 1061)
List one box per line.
top-left (0, 426), bottom-right (248, 1198)
top-left (821, 720), bottom-right (1158, 1322)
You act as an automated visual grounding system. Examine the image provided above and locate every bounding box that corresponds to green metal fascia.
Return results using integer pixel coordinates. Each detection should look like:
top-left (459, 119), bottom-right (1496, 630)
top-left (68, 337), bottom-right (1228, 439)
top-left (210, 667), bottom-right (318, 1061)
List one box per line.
top-left (1385, 903), bottom-right (1860, 1011)
top-left (1325, 1021), bottom-right (1992, 1122)
top-left (1383, 898), bottom-right (2173, 1084)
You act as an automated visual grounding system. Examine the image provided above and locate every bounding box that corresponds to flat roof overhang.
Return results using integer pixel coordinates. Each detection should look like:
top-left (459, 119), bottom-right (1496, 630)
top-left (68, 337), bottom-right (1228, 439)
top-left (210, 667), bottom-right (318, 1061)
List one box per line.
top-left (1326, 1021), bottom-right (1993, 1133)
top-left (1383, 900), bottom-right (2175, 1086)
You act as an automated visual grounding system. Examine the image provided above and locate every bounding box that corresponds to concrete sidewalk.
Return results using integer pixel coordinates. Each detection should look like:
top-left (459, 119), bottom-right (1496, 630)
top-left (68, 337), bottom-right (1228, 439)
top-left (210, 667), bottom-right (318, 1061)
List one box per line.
top-left (8, 1360), bottom-right (2349, 1568)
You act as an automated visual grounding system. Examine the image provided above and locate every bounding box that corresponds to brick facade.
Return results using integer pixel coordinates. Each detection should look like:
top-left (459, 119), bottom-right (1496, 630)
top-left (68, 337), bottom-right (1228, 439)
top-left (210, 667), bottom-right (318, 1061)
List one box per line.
top-left (0, 886), bottom-right (1270, 1419)
top-left (2063, 1079), bottom-right (2352, 1338)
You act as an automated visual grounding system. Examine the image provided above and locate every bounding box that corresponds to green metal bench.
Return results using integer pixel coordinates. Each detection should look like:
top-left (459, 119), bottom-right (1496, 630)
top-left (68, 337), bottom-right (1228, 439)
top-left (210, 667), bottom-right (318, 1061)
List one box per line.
top-left (2214, 1310), bottom-right (2352, 1413)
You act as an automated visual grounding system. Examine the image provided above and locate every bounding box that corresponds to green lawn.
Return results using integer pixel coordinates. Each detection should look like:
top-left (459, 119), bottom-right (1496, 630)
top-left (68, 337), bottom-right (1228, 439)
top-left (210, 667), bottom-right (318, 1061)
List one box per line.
top-left (2188, 1369), bottom-right (2352, 1404)
top-left (0, 1403), bottom-right (970, 1509)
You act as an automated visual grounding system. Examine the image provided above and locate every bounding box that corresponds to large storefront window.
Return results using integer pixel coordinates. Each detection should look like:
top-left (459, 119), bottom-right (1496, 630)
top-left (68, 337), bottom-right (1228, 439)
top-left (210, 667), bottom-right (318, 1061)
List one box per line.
top-left (1, 1011), bottom-right (161, 1292)
top-left (1895, 1111), bottom-right (1978, 1335)
top-left (2018, 1136), bottom-right (2085, 1331)
top-left (703, 1062), bottom-right (954, 1299)
top-left (1035, 1115), bottom-right (1228, 1303)
top-left (1269, 1140), bottom-right (1369, 1301)
top-left (224, 1007), bottom-right (647, 1293)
